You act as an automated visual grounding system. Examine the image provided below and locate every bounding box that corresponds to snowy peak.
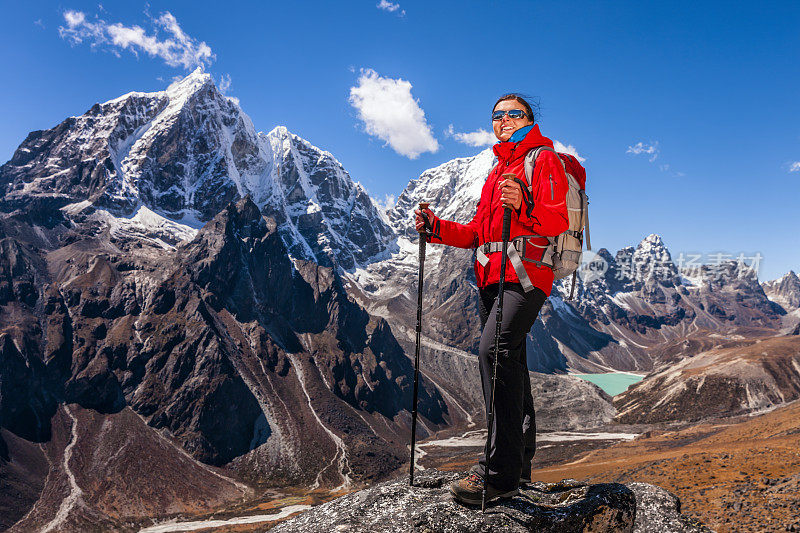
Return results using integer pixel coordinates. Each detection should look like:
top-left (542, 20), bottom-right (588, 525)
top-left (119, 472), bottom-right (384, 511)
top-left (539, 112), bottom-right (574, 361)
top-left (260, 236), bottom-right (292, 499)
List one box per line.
top-left (101, 66), bottom-right (212, 108)
top-left (1, 71), bottom-right (394, 272)
top-left (628, 234), bottom-right (678, 287)
top-left (638, 233), bottom-right (666, 250)
top-left (388, 148), bottom-right (495, 238)
top-left (257, 126), bottom-right (395, 269)
top-left (0, 67), bottom-right (250, 221)
top-left (166, 66), bottom-right (213, 98)
top-left (763, 270), bottom-right (800, 310)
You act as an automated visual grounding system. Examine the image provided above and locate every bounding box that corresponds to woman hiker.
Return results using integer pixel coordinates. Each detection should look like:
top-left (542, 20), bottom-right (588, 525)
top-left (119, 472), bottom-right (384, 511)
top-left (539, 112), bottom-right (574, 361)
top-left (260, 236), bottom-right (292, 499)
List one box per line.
top-left (415, 94), bottom-right (569, 506)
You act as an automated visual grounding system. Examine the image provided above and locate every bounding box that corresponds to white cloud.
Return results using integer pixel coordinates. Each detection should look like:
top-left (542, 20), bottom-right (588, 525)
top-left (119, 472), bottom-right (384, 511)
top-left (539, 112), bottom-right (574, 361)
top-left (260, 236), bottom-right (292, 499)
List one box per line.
top-left (218, 73), bottom-right (232, 94)
top-left (445, 124), bottom-right (496, 147)
top-left (789, 162), bottom-right (800, 172)
top-left (349, 68), bottom-right (439, 159)
top-left (627, 141), bottom-right (659, 162)
top-left (216, 74), bottom-right (240, 106)
top-left (33, 19), bottom-right (45, 29)
top-left (377, 0), bottom-right (406, 16)
top-left (58, 9), bottom-right (214, 69)
top-left (64, 10), bottom-right (86, 28)
top-left (554, 140), bottom-right (586, 162)
top-left (375, 193), bottom-right (396, 214)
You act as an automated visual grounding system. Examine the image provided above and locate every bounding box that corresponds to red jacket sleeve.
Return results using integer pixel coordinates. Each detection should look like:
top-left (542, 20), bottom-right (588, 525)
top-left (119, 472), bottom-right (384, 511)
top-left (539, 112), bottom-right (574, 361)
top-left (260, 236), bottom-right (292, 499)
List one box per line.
top-left (428, 198), bottom-right (483, 249)
top-left (518, 150), bottom-right (569, 237)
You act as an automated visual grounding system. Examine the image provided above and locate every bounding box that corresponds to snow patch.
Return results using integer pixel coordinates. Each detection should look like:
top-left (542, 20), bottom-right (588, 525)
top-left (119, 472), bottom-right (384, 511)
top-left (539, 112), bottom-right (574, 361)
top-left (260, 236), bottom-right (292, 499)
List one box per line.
top-left (550, 294), bottom-right (580, 318)
top-left (94, 205), bottom-right (198, 247)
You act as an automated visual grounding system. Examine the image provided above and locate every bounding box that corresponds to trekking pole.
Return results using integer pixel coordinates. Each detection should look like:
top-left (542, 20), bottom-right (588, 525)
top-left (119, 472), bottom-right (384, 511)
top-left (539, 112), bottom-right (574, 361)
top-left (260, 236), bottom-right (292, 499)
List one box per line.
top-left (482, 195), bottom-right (514, 512)
top-left (410, 202), bottom-right (431, 487)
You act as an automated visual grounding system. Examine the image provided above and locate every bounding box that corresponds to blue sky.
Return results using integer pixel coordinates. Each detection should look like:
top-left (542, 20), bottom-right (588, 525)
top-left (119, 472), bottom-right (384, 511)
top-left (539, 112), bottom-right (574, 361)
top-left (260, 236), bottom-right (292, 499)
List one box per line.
top-left (1, 1), bottom-right (798, 281)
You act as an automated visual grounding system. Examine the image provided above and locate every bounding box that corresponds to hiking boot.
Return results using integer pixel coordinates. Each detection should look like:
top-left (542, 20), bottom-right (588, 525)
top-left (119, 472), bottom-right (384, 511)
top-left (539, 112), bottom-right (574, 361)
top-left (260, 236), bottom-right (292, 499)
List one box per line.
top-left (449, 472), bottom-right (518, 506)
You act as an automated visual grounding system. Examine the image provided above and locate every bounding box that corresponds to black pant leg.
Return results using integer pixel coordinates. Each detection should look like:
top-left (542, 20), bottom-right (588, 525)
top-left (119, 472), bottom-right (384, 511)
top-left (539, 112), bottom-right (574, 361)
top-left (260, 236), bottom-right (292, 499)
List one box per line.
top-left (474, 283), bottom-right (545, 491)
top-left (521, 348), bottom-right (536, 480)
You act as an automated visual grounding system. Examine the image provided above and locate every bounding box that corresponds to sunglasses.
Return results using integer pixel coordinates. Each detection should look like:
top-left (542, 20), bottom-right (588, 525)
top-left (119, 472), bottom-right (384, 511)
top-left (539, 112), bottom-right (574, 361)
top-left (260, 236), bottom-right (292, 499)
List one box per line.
top-left (492, 109), bottom-right (527, 121)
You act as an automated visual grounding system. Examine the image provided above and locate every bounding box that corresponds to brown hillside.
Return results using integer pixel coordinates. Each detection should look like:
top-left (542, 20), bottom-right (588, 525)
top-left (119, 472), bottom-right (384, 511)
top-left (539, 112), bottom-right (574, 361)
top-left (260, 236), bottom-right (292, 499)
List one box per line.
top-left (535, 400), bottom-right (800, 532)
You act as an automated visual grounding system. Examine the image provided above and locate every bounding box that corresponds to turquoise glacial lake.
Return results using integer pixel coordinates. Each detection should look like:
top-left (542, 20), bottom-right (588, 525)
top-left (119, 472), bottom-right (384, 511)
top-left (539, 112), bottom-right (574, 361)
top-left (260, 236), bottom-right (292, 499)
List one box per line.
top-left (574, 373), bottom-right (645, 397)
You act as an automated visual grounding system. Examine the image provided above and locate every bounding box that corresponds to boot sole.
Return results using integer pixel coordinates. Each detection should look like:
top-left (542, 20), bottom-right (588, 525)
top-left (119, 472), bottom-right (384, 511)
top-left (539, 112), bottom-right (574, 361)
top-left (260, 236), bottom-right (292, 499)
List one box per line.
top-left (449, 486), bottom-right (519, 506)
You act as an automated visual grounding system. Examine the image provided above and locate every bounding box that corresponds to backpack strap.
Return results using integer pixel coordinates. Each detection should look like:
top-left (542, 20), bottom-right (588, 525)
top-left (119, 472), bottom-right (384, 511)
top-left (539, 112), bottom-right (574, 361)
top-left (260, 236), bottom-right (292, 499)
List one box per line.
top-left (475, 235), bottom-right (554, 293)
top-left (522, 146), bottom-right (566, 217)
top-left (523, 146), bottom-right (565, 186)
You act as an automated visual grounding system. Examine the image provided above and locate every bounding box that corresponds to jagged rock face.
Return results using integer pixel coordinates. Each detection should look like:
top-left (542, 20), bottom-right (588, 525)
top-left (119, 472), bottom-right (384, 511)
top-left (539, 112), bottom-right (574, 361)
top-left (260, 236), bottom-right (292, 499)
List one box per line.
top-left (0, 68), bottom-right (394, 271)
top-left (614, 335), bottom-right (800, 424)
top-left (273, 469), bottom-right (709, 533)
top-left (259, 127), bottom-right (397, 269)
top-left (0, 196), bottom-right (447, 502)
top-left (0, 237), bottom-right (69, 442)
top-left (763, 270), bottom-right (800, 311)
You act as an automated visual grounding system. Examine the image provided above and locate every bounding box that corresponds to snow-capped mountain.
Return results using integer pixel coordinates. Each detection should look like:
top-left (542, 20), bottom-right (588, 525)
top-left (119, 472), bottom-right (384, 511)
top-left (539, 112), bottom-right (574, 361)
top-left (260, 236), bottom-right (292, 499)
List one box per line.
top-left (388, 148), bottom-right (496, 237)
top-left (0, 67), bottom-right (394, 270)
top-left (763, 270), bottom-right (800, 311)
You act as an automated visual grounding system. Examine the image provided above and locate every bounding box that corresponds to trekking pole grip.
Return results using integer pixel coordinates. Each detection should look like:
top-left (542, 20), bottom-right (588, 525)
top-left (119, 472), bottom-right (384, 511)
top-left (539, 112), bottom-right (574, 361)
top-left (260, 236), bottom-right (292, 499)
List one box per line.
top-left (418, 202), bottom-right (432, 236)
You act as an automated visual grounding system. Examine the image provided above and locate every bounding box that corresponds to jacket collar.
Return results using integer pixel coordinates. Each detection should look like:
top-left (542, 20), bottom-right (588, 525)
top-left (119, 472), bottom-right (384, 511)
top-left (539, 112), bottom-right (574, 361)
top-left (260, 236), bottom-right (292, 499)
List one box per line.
top-left (492, 124), bottom-right (554, 164)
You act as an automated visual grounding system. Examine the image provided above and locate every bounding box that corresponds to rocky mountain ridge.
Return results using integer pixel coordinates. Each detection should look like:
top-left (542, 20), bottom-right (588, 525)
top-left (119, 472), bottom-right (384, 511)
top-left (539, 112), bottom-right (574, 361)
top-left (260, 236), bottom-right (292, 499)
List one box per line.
top-left (762, 270), bottom-right (800, 311)
top-left (0, 67), bottom-right (395, 271)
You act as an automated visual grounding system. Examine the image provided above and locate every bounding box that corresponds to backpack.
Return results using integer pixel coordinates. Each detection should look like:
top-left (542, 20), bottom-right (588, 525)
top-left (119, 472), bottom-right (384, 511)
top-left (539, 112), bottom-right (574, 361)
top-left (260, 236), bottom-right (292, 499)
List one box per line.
top-left (523, 146), bottom-right (590, 299)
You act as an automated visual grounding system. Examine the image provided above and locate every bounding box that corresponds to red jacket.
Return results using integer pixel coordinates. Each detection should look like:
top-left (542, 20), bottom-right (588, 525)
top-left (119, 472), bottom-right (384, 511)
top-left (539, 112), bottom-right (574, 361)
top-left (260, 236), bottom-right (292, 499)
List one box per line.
top-left (428, 125), bottom-right (568, 296)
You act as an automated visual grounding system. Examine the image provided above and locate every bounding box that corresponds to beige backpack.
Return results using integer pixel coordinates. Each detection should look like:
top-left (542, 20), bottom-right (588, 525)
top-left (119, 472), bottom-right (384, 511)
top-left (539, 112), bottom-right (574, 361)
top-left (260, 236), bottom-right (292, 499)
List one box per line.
top-left (524, 146), bottom-right (590, 299)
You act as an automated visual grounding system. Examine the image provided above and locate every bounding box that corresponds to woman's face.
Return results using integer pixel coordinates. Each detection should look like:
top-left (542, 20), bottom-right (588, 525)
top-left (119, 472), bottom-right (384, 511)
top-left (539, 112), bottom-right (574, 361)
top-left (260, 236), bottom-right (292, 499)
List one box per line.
top-left (492, 99), bottom-right (534, 142)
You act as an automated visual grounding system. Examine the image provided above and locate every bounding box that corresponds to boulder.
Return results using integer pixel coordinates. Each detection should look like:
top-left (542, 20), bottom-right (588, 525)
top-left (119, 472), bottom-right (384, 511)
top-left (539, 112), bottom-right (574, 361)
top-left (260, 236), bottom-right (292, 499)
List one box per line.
top-left (273, 469), bottom-right (710, 532)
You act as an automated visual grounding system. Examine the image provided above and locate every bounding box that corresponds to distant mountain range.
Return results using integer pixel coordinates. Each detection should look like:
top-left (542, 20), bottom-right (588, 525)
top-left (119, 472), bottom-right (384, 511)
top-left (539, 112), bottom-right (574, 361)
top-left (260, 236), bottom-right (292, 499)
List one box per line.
top-left (1, 69), bottom-right (797, 531)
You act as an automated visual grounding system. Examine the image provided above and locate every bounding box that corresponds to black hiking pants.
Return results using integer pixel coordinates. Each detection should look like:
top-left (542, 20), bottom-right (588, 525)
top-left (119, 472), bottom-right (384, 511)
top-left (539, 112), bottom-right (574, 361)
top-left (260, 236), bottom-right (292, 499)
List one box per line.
top-left (471, 282), bottom-right (546, 492)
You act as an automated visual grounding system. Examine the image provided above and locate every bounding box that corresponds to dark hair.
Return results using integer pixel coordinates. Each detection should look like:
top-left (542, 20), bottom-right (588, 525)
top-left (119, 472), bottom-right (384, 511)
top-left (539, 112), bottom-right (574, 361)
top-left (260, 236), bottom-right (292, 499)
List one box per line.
top-left (493, 93), bottom-right (539, 123)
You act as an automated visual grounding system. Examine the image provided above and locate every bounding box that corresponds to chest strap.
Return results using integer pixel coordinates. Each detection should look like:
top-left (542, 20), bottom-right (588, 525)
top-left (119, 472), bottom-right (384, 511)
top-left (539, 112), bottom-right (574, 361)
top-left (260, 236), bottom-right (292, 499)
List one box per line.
top-left (475, 235), bottom-right (555, 293)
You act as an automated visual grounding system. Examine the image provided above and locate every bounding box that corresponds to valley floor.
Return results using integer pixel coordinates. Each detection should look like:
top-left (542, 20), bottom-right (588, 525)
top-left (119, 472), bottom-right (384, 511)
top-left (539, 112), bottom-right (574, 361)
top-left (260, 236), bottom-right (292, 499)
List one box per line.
top-left (30, 402), bottom-right (799, 532)
top-left (532, 400), bottom-right (800, 533)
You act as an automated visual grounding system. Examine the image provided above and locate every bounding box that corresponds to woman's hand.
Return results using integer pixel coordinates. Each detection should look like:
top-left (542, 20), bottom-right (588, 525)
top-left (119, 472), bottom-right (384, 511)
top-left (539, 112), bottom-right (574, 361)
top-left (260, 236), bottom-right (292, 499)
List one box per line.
top-left (498, 177), bottom-right (523, 211)
top-left (414, 207), bottom-right (435, 234)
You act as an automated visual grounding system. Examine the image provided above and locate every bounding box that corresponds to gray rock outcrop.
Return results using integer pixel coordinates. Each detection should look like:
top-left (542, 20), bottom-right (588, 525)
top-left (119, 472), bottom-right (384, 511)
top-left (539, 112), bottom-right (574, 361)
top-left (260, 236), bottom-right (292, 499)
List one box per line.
top-left (273, 469), bottom-right (709, 533)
